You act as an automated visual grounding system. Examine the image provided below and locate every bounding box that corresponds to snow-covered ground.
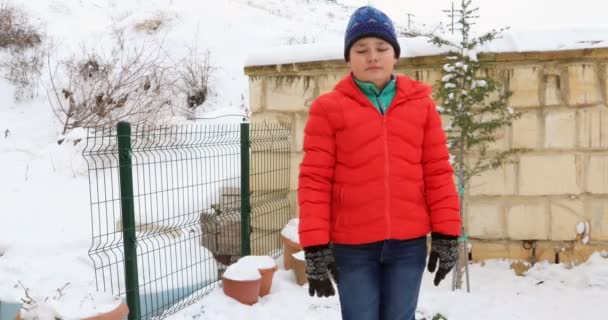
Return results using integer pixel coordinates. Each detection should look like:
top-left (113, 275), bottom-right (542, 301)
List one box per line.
top-left (168, 252), bottom-right (608, 320)
top-left (1, 0), bottom-right (607, 319)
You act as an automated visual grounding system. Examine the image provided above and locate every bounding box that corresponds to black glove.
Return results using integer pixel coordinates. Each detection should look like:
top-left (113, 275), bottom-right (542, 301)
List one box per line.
top-left (427, 233), bottom-right (459, 286)
top-left (304, 244), bottom-right (339, 297)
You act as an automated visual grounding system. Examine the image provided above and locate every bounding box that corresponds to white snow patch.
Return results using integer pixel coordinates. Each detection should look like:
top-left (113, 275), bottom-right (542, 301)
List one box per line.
top-left (238, 255), bottom-right (277, 270)
top-left (280, 218), bottom-right (300, 244)
top-left (292, 250), bottom-right (305, 261)
top-left (223, 262), bottom-right (262, 282)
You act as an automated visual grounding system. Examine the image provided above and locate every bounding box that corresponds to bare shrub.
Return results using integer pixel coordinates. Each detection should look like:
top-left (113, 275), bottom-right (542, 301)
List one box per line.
top-left (174, 46), bottom-right (214, 119)
top-left (0, 43), bottom-right (46, 101)
top-left (0, 2), bottom-right (41, 50)
top-left (0, 1), bottom-right (45, 101)
top-left (47, 28), bottom-right (177, 134)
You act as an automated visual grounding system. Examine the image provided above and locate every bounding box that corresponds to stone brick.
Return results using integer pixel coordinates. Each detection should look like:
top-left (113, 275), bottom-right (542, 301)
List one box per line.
top-left (251, 112), bottom-right (293, 125)
top-left (512, 112), bottom-right (539, 149)
top-left (544, 111), bottom-right (576, 148)
top-left (288, 190), bottom-right (298, 218)
top-left (250, 229), bottom-right (282, 255)
top-left (549, 199), bottom-right (585, 241)
top-left (249, 77), bottom-right (265, 112)
top-left (290, 152), bottom-right (304, 191)
top-left (519, 154), bottom-right (580, 195)
top-left (266, 76), bottom-right (315, 112)
top-left (543, 74), bottom-right (562, 106)
top-left (487, 127), bottom-right (509, 151)
top-left (294, 113), bottom-right (308, 152)
top-left (250, 118), bottom-right (293, 152)
top-left (588, 199), bottom-right (608, 241)
top-left (567, 64), bottom-right (602, 106)
top-left (480, 114), bottom-right (508, 151)
top-left (251, 151), bottom-right (291, 191)
top-left (469, 164), bottom-right (516, 196)
top-left (603, 63), bottom-right (608, 104)
top-left (586, 155), bottom-right (608, 194)
top-left (318, 73), bottom-right (346, 95)
top-left (251, 197), bottom-right (292, 231)
top-left (534, 241), bottom-right (559, 263)
top-left (559, 243), bottom-right (608, 266)
top-left (577, 106), bottom-right (608, 149)
top-left (506, 202), bottom-right (548, 240)
top-left (466, 202), bottom-right (505, 239)
top-left (414, 69), bottom-right (442, 88)
top-left (469, 240), bottom-right (530, 261)
top-left (508, 66), bottom-right (541, 107)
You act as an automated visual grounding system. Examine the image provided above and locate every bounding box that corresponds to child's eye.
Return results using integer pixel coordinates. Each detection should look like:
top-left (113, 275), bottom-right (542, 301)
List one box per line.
top-left (377, 48), bottom-right (388, 52)
top-left (356, 50), bottom-right (367, 54)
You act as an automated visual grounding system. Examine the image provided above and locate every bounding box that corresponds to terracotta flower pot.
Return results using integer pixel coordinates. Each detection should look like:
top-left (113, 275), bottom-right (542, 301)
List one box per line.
top-left (84, 302), bottom-right (129, 320)
top-left (15, 302), bottom-right (129, 320)
top-left (281, 235), bottom-right (302, 270)
top-left (292, 252), bottom-right (308, 286)
top-left (222, 276), bottom-right (261, 305)
top-left (258, 265), bottom-right (278, 297)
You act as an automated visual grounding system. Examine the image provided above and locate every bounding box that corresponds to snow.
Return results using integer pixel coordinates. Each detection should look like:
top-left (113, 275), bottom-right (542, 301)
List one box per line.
top-left (238, 255), bottom-right (277, 270)
top-left (166, 252), bottom-right (608, 320)
top-left (223, 262), bottom-right (262, 282)
top-left (292, 251), bottom-right (305, 261)
top-left (280, 218), bottom-right (300, 244)
top-left (1, 0), bottom-right (608, 319)
top-left (246, 29), bottom-right (608, 66)
top-left (577, 222), bottom-right (586, 234)
top-left (19, 287), bottom-right (121, 320)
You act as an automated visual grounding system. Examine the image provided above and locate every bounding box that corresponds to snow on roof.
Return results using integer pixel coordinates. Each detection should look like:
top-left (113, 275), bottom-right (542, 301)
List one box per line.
top-left (245, 29), bottom-right (608, 67)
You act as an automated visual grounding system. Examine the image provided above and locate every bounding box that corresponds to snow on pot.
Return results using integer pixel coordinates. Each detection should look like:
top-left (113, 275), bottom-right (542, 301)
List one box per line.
top-left (280, 219), bottom-right (302, 270)
top-left (237, 255), bottom-right (278, 297)
top-left (222, 262), bottom-right (261, 305)
top-left (292, 250), bottom-right (308, 286)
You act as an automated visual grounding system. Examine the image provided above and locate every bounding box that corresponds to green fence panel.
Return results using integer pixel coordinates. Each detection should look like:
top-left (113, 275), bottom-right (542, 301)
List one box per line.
top-left (82, 121), bottom-right (291, 319)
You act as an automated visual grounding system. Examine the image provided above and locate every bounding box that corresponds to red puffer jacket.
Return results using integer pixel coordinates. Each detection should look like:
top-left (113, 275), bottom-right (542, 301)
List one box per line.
top-left (298, 74), bottom-right (461, 247)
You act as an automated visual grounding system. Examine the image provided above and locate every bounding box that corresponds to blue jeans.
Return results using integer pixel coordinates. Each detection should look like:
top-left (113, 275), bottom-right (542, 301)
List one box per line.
top-left (332, 237), bottom-right (427, 320)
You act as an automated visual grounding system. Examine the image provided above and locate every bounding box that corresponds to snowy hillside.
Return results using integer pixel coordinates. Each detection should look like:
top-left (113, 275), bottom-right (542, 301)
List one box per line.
top-left (1, 0), bottom-right (607, 319)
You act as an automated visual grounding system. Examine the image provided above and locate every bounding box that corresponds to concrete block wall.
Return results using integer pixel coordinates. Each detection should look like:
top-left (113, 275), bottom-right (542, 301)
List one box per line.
top-left (244, 49), bottom-right (608, 264)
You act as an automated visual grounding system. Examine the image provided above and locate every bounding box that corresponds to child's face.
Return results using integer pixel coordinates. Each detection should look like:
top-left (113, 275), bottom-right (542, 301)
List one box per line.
top-left (347, 37), bottom-right (397, 88)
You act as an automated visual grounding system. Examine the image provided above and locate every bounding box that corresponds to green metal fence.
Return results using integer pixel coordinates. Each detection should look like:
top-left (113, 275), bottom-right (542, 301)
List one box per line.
top-left (82, 121), bottom-right (291, 319)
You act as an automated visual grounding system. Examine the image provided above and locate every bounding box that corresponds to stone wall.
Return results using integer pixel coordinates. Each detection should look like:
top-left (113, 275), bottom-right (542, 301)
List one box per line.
top-left (244, 48), bottom-right (608, 264)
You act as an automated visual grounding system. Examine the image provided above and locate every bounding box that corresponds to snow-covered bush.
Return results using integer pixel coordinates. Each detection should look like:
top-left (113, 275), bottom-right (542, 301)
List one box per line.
top-left (0, 1), bottom-right (41, 50)
top-left (48, 27), bottom-right (177, 134)
top-left (0, 1), bottom-right (45, 101)
top-left (176, 46), bottom-right (214, 118)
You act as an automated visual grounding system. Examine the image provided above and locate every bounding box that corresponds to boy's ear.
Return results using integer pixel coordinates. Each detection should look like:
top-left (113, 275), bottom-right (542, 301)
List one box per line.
top-left (347, 60), bottom-right (351, 68)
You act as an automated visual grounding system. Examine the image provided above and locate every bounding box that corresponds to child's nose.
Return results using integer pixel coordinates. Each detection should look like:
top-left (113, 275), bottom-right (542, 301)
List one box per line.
top-left (368, 51), bottom-right (379, 62)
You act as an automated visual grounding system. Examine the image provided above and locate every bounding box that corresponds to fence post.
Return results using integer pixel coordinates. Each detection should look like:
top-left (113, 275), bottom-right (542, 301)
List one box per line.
top-left (240, 123), bottom-right (251, 256)
top-left (117, 121), bottom-right (141, 319)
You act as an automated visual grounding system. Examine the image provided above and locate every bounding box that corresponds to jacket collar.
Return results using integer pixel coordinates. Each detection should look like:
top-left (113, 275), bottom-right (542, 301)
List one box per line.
top-left (353, 75), bottom-right (396, 97)
top-left (335, 72), bottom-right (432, 110)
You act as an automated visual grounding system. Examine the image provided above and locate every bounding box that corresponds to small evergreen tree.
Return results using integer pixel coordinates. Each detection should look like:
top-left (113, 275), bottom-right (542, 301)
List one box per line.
top-left (427, 0), bottom-right (522, 290)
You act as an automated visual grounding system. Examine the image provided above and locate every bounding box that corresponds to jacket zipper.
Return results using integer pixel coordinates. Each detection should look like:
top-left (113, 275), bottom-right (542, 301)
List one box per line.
top-left (377, 96), bottom-right (391, 238)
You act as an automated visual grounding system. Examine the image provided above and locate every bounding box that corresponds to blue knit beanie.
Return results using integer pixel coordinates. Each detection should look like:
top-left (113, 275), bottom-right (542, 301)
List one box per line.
top-left (344, 6), bottom-right (400, 61)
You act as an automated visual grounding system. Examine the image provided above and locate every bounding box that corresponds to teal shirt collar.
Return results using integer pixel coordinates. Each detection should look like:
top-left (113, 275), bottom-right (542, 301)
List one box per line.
top-left (353, 75), bottom-right (397, 114)
top-left (353, 75), bottom-right (396, 96)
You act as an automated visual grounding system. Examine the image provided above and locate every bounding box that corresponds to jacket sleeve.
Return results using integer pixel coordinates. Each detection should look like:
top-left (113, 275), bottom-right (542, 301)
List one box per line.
top-left (297, 98), bottom-right (336, 247)
top-left (421, 100), bottom-right (461, 236)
